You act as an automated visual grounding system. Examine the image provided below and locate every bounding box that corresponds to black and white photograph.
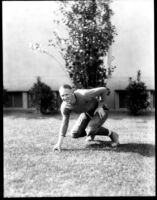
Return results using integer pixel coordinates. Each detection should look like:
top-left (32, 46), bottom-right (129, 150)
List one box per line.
top-left (3, 0), bottom-right (155, 197)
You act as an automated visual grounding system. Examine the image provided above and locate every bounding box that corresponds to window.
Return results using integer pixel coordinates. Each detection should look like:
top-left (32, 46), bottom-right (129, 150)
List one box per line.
top-left (118, 90), bottom-right (128, 108)
top-left (116, 90), bottom-right (155, 110)
top-left (5, 92), bottom-right (22, 107)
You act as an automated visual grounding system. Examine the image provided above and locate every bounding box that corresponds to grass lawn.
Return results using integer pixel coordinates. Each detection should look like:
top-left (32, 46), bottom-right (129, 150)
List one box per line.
top-left (3, 111), bottom-right (155, 197)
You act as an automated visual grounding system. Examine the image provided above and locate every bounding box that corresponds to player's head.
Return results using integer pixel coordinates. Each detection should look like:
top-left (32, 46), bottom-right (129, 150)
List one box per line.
top-left (59, 84), bottom-right (74, 104)
top-left (59, 84), bottom-right (72, 91)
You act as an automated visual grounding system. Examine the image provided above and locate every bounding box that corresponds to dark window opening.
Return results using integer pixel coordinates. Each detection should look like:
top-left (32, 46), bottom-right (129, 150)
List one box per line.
top-left (119, 91), bottom-right (128, 108)
top-left (5, 92), bottom-right (22, 107)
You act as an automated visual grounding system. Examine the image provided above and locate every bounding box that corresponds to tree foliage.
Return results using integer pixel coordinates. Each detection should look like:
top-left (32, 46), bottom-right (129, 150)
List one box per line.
top-left (3, 87), bottom-right (8, 106)
top-left (29, 77), bottom-right (57, 114)
top-left (51, 0), bottom-right (117, 89)
top-left (126, 70), bottom-right (150, 115)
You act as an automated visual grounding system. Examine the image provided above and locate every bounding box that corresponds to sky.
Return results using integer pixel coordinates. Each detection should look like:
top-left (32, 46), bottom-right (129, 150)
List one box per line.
top-left (3, 1), bottom-right (72, 90)
top-left (111, 0), bottom-right (154, 77)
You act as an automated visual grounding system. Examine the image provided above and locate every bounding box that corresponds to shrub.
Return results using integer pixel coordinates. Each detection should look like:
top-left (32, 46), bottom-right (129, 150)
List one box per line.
top-left (126, 70), bottom-right (150, 115)
top-left (29, 77), bottom-right (57, 114)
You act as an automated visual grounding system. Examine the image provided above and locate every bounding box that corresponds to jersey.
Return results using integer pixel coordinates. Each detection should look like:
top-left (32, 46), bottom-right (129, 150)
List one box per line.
top-left (60, 89), bottom-right (99, 117)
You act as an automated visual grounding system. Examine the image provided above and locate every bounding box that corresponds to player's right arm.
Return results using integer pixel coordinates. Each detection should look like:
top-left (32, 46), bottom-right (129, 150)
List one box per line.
top-left (53, 104), bottom-right (70, 152)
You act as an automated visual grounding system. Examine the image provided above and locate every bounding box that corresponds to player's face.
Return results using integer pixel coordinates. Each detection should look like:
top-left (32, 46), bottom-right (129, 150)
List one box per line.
top-left (59, 88), bottom-right (73, 104)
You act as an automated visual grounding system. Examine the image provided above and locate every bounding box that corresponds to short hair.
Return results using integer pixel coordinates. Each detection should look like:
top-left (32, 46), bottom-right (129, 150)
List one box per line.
top-left (59, 84), bottom-right (72, 90)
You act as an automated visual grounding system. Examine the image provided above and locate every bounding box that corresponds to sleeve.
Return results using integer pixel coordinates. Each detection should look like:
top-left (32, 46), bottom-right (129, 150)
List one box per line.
top-left (79, 87), bottom-right (106, 98)
top-left (81, 87), bottom-right (107, 107)
top-left (60, 103), bottom-right (71, 116)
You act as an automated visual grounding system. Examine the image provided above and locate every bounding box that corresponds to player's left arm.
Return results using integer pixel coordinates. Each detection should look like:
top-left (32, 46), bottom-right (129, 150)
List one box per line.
top-left (81, 87), bottom-right (108, 118)
top-left (82, 87), bottom-right (107, 106)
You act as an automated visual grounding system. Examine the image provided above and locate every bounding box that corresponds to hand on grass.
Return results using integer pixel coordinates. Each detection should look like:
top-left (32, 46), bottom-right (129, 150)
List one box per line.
top-left (53, 143), bottom-right (61, 152)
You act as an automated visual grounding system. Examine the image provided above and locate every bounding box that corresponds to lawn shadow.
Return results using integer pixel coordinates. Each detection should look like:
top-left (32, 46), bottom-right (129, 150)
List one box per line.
top-left (85, 140), bottom-right (155, 157)
top-left (63, 140), bottom-right (155, 157)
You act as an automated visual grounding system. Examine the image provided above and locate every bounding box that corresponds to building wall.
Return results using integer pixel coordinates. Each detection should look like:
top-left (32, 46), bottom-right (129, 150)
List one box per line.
top-left (106, 76), bottom-right (154, 110)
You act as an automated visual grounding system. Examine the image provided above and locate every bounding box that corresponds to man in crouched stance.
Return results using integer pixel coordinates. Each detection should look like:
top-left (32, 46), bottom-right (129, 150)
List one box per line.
top-left (53, 84), bottom-right (119, 152)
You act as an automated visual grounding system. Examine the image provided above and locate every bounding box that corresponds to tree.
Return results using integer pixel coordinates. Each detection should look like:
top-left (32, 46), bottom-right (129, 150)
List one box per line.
top-left (29, 77), bottom-right (57, 114)
top-left (51, 0), bottom-right (117, 89)
top-left (126, 70), bottom-right (150, 115)
top-left (3, 87), bottom-right (8, 106)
